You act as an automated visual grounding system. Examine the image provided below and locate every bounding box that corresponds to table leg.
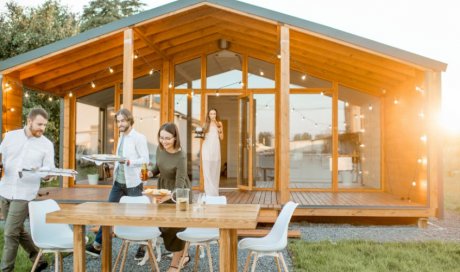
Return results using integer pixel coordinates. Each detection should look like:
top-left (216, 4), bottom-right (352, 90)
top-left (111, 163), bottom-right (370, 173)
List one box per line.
top-left (219, 229), bottom-right (238, 272)
top-left (73, 225), bottom-right (86, 272)
top-left (101, 226), bottom-right (112, 272)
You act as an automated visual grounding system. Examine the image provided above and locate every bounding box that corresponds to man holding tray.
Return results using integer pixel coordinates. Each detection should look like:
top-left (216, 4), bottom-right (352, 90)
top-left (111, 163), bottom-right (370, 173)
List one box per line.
top-left (0, 108), bottom-right (53, 272)
top-left (86, 108), bottom-right (149, 258)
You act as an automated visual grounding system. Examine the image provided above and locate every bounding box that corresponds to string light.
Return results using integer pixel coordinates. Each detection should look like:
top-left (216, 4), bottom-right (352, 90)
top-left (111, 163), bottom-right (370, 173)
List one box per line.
top-left (259, 71), bottom-right (264, 76)
top-left (420, 135), bottom-right (427, 142)
top-left (149, 69), bottom-right (154, 75)
top-left (368, 104), bottom-right (373, 111)
top-left (69, 92), bottom-right (73, 97)
top-left (109, 67), bottom-right (114, 73)
top-left (48, 96), bottom-right (53, 102)
top-left (393, 98), bottom-right (399, 105)
top-left (168, 82), bottom-right (173, 88)
top-left (301, 74), bottom-right (307, 80)
top-left (91, 81), bottom-right (96, 88)
top-left (25, 92), bottom-right (29, 98)
top-left (345, 101), bottom-right (349, 107)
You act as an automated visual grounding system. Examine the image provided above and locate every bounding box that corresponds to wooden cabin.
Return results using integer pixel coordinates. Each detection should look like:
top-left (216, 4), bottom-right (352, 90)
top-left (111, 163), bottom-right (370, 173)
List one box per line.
top-left (0, 0), bottom-right (447, 222)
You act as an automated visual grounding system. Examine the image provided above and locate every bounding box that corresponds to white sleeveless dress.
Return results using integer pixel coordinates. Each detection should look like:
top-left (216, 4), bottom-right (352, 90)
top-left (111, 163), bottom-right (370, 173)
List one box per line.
top-left (202, 124), bottom-right (221, 196)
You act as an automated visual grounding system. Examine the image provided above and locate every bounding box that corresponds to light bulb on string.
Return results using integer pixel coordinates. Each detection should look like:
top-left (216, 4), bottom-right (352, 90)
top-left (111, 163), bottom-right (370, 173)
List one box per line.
top-left (48, 96), bottom-right (53, 102)
top-left (368, 104), bottom-right (373, 111)
top-left (69, 92), bottom-right (73, 98)
top-left (109, 67), bottom-right (114, 73)
top-left (149, 69), bottom-right (154, 75)
top-left (301, 74), bottom-right (307, 80)
top-left (25, 92), bottom-right (29, 98)
top-left (91, 81), bottom-right (96, 88)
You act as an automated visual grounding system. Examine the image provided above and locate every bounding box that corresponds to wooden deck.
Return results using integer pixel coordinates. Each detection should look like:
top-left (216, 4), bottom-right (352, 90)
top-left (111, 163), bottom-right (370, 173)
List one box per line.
top-left (38, 187), bottom-right (431, 219)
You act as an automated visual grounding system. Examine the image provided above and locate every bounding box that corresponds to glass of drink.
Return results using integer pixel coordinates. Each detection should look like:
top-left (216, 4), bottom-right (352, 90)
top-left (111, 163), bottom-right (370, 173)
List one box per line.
top-left (171, 188), bottom-right (190, 211)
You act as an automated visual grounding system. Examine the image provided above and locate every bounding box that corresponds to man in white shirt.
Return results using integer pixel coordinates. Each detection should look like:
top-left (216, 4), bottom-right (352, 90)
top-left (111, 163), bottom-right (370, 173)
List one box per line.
top-left (0, 108), bottom-right (54, 272)
top-left (86, 108), bottom-right (149, 257)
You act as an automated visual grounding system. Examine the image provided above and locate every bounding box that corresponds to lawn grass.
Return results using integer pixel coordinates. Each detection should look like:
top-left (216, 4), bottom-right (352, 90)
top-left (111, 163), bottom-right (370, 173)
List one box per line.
top-left (288, 240), bottom-right (460, 272)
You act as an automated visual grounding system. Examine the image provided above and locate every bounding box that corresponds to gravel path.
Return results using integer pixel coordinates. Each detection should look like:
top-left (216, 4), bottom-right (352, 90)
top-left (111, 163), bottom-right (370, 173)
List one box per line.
top-left (2, 211), bottom-right (458, 271)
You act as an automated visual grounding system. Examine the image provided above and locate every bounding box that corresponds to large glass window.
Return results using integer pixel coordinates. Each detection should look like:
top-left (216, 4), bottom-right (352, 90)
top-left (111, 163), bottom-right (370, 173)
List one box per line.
top-left (338, 86), bottom-right (381, 189)
top-left (174, 93), bottom-right (201, 186)
top-left (253, 94), bottom-right (275, 188)
top-left (175, 58), bottom-right (201, 89)
top-left (289, 93), bottom-right (332, 188)
top-left (290, 69), bottom-right (332, 88)
top-left (248, 58), bottom-right (275, 88)
top-left (75, 88), bottom-right (115, 185)
top-left (207, 50), bottom-right (243, 89)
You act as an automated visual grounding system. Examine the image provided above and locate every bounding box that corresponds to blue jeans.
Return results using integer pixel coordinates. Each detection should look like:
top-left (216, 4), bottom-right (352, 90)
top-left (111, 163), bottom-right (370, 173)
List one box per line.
top-left (94, 181), bottom-right (143, 245)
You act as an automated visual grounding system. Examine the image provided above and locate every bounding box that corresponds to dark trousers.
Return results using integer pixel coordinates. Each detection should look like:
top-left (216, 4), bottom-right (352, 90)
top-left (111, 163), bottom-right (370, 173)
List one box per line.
top-left (0, 197), bottom-right (39, 272)
top-left (94, 181), bottom-right (143, 245)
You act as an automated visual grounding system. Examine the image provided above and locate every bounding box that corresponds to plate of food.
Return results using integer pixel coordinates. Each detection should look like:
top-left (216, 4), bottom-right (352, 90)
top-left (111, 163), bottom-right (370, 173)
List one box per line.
top-left (83, 154), bottom-right (126, 162)
top-left (143, 188), bottom-right (171, 196)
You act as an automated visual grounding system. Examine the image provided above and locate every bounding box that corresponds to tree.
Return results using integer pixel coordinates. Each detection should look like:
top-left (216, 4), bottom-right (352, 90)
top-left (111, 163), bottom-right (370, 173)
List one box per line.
top-left (80, 0), bottom-right (145, 32)
top-left (0, 0), bottom-right (79, 60)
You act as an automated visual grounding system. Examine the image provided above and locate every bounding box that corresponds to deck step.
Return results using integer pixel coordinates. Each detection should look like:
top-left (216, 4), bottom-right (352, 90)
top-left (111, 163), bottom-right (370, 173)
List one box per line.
top-left (237, 229), bottom-right (301, 238)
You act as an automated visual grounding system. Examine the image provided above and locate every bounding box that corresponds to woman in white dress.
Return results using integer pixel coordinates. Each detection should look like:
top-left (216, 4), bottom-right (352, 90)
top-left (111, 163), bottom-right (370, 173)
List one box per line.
top-left (201, 108), bottom-right (223, 196)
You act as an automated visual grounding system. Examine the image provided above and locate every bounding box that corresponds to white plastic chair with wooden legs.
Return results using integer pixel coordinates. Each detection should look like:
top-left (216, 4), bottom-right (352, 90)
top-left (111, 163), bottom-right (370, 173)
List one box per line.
top-left (238, 201), bottom-right (298, 272)
top-left (29, 199), bottom-right (88, 272)
top-left (176, 195), bottom-right (227, 271)
top-left (112, 196), bottom-right (162, 272)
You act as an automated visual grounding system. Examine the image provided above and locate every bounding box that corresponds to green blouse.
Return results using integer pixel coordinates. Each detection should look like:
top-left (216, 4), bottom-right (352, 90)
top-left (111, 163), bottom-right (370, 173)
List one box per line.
top-left (151, 147), bottom-right (191, 191)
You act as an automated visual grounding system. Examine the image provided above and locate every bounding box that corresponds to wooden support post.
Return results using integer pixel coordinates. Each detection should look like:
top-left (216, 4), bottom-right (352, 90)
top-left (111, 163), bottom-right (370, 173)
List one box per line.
top-left (62, 94), bottom-right (76, 187)
top-left (279, 25), bottom-right (290, 204)
top-left (332, 82), bottom-right (339, 191)
top-left (123, 29), bottom-right (134, 111)
top-left (426, 71), bottom-right (443, 219)
top-left (417, 217), bottom-right (428, 228)
top-left (161, 60), bottom-right (171, 124)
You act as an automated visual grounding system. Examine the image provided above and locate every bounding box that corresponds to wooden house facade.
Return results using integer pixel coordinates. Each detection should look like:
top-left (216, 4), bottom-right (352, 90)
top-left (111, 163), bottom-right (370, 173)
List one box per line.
top-left (0, 0), bottom-right (447, 220)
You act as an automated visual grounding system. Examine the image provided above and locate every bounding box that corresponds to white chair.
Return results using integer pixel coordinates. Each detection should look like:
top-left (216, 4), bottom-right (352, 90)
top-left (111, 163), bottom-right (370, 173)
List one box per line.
top-left (29, 199), bottom-right (87, 272)
top-left (176, 195), bottom-right (227, 272)
top-left (113, 196), bottom-right (161, 272)
top-left (238, 201), bottom-right (298, 272)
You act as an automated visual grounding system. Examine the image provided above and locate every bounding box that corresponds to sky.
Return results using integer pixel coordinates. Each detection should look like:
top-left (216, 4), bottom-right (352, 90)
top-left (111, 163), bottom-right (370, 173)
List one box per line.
top-left (1, 0), bottom-right (459, 133)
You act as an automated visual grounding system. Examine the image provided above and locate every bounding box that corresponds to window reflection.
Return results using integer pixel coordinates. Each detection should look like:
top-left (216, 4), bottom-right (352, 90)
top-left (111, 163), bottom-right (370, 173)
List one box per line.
top-left (289, 94), bottom-right (332, 188)
top-left (207, 50), bottom-right (243, 89)
top-left (290, 69), bottom-right (332, 88)
top-left (175, 58), bottom-right (201, 89)
top-left (254, 94), bottom-right (275, 188)
top-left (248, 58), bottom-right (275, 88)
top-left (338, 86), bottom-right (380, 189)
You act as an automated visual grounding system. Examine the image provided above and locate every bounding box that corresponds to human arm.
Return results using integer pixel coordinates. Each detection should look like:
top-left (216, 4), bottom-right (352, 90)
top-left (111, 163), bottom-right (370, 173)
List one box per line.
top-left (217, 121), bottom-right (224, 140)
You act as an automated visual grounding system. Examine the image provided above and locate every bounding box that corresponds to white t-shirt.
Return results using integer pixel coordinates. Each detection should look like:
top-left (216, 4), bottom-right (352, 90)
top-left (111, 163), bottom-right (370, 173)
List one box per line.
top-left (0, 128), bottom-right (55, 201)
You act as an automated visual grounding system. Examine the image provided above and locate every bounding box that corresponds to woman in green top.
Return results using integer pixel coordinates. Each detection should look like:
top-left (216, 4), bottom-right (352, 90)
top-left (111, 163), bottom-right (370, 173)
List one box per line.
top-left (149, 122), bottom-right (191, 271)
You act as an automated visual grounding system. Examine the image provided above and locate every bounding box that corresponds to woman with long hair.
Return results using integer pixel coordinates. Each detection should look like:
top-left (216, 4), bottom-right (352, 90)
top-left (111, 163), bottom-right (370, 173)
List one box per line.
top-left (201, 108), bottom-right (223, 196)
top-left (148, 122), bottom-right (191, 271)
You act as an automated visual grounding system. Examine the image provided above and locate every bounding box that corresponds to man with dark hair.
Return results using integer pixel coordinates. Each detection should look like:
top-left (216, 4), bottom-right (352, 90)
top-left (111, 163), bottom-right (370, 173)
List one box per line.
top-left (86, 108), bottom-right (149, 257)
top-left (0, 107), bottom-right (53, 272)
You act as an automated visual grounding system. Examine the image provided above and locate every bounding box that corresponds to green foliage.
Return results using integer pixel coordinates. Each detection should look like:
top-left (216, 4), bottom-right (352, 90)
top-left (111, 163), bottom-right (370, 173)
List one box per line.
top-left (289, 240), bottom-right (460, 272)
top-left (0, 0), bottom-right (79, 60)
top-left (80, 0), bottom-right (145, 32)
top-left (293, 132), bottom-right (312, 141)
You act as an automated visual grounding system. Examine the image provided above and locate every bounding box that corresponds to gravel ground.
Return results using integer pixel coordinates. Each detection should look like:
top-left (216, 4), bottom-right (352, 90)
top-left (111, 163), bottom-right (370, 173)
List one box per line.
top-left (2, 211), bottom-right (459, 271)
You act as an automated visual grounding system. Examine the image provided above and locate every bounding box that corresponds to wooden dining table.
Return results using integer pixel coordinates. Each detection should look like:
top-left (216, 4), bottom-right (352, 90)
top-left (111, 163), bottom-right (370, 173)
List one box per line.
top-left (46, 202), bottom-right (260, 272)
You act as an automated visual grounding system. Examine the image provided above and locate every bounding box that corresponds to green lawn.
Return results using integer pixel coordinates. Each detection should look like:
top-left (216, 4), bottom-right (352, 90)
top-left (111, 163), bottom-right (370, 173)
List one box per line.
top-left (288, 240), bottom-right (460, 272)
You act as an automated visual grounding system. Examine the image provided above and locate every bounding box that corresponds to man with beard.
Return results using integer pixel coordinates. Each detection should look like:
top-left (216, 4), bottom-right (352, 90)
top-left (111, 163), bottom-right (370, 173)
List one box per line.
top-left (86, 108), bottom-right (149, 257)
top-left (0, 108), bottom-right (53, 272)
